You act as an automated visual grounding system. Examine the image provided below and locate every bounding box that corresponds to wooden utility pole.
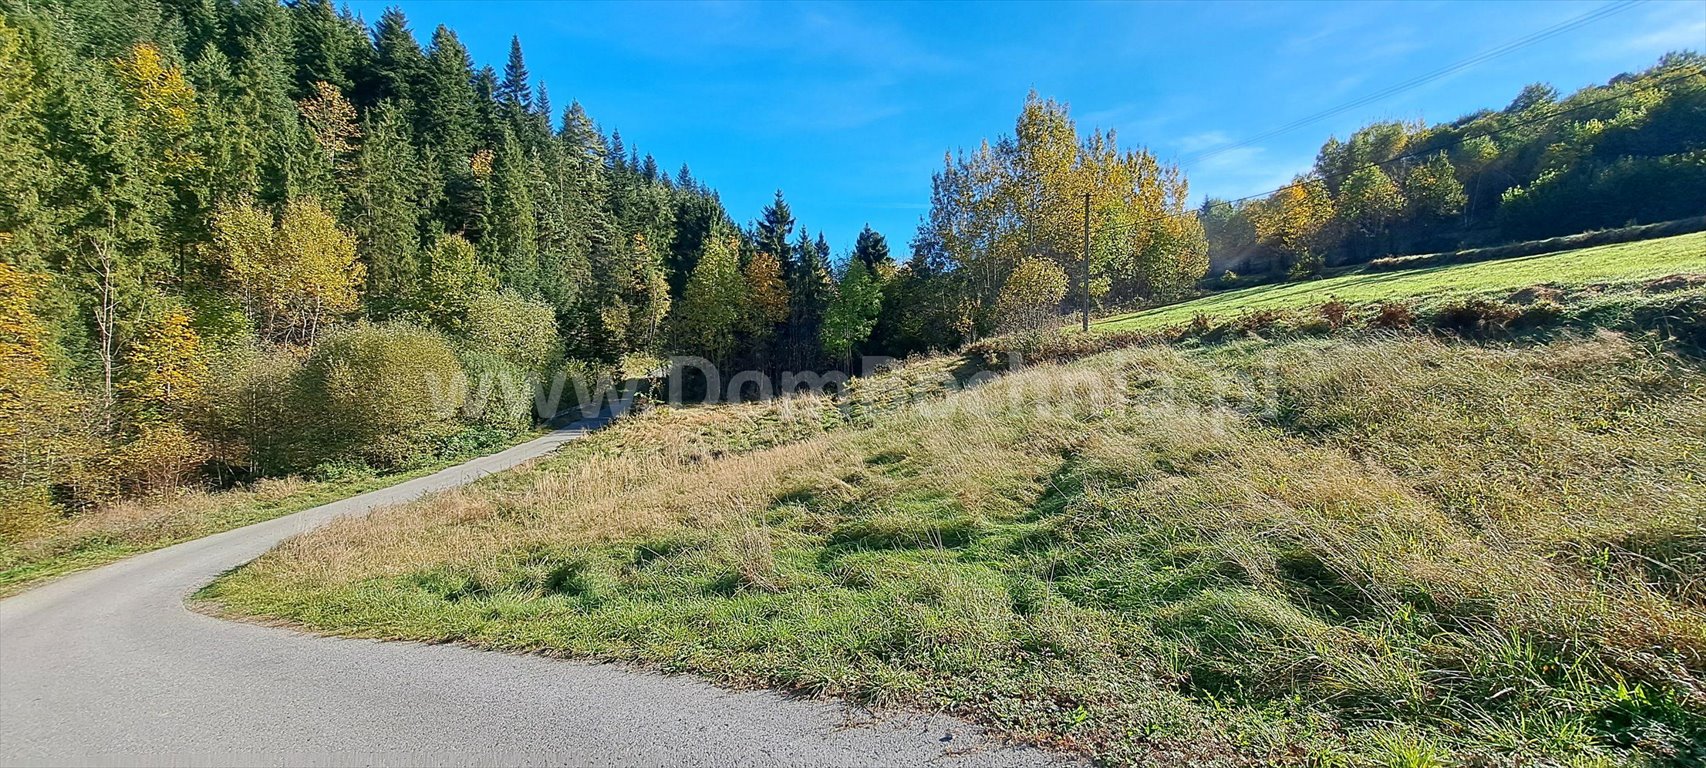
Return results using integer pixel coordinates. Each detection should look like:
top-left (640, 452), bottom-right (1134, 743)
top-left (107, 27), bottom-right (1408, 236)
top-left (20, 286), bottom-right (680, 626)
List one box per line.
top-left (1081, 192), bottom-right (1091, 332)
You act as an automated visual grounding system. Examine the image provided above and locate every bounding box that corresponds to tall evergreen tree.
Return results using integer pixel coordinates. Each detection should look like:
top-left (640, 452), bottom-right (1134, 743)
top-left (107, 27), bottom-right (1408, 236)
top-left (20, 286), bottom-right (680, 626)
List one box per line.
top-left (352, 103), bottom-right (423, 314)
top-left (285, 0), bottom-right (357, 96)
top-left (356, 7), bottom-right (423, 109)
top-left (852, 224), bottom-right (891, 271)
top-left (755, 190), bottom-right (795, 272)
top-left (498, 36), bottom-right (530, 121)
top-left (484, 126), bottom-right (538, 296)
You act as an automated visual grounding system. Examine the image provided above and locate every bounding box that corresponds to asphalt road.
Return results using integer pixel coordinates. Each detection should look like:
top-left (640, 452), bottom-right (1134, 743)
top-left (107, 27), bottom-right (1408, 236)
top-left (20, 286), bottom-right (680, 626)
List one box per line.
top-left (0, 413), bottom-right (1065, 767)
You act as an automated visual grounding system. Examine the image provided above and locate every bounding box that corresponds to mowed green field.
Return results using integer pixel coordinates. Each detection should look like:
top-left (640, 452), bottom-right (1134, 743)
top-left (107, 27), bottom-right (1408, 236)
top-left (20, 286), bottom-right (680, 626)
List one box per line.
top-left (1096, 231), bottom-right (1706, 331)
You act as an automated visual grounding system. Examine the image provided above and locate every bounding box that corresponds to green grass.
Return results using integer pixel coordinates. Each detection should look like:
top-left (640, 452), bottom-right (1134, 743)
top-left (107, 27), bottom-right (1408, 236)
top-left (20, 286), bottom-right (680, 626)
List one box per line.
top-left (0, 428), bottom-right (546, 597)
top-left (1096, 231), bottom-right (1706, 332)
top-left (205, 300), bottom-right (1706, 765)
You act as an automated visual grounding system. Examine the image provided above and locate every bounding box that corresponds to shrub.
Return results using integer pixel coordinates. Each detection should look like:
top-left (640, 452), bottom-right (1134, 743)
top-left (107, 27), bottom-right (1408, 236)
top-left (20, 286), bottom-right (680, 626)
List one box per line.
top-left (1218, 270), bottom-right (1239, 288)
top-left (0, 481), bottom-right (59, 540)
top-left (460, 291), bottom-right (561, 371)
top-left (297, 323), bottom-right (467, 468)
top-left (1287, 252), bottom-right (1325, 281)
top-left (195, 346), bottom-right (309, 476)
top-left (1314, 298), bottom-right (1351, 330)
top-left (1369, 301), bottom-right (1417, 331)
top-left (1432, 297), bottom-right (1523, 337)
top-left (457, 350), bottom-right (535, 429)
top-left (110, 421), bottom-right (211, 495)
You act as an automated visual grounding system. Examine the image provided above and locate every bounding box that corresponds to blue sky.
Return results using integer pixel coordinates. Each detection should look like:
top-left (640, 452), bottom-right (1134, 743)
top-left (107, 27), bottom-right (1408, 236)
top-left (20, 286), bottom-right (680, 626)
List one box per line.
top-left (349, 0), bottom-right (1704, 255)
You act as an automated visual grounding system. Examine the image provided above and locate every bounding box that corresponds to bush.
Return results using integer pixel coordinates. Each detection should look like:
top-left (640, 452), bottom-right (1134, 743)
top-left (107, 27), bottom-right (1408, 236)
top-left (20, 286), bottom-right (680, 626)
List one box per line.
top-left (1432, 297), bottom-right (1523, 337)
top-left (1369, 301), bottom-right (1418, 331)
top-left (196, 345), bottom-right (309, 476)
top-left (0, 481), bottom-right (59, 540)
top-left (457, 350), bottom-right (535, 429)
top-left (460, 291), bottom-right (561, 371)
top-left (1318, 298), bottom-right (1352, 329)
top-left (1218, 270), bottom-right (1239, 288)
top-left (297, 323), bottom-right (468, 469)
top-left (1287, 252), bottom-right (1325, 281)
top-left (110, 421), bottom-right (212, 496)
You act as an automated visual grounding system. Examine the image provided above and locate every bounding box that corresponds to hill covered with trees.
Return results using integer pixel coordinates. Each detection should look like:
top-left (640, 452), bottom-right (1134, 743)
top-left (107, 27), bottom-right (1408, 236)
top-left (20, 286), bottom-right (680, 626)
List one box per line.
top-left (0, 0), bottom-right (900, 524)
top-left (1201, 54), bottom-right (1706, 278)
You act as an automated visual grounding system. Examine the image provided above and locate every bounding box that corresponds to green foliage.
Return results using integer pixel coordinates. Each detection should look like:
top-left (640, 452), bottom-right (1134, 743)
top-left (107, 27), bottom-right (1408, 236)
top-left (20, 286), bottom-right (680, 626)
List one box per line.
top-left (996, 257), bottom-right (1068, 333)
top-left (458, 289), bottom-right (560, 371)
top-left (1216, 57), bottom-right (1706, 275)
top-left (296, 323), bottom-right (467, 468)
top-left (820, 259), bottom-right (882, 365)
top-left (673, 231), bottom-right (746, 364)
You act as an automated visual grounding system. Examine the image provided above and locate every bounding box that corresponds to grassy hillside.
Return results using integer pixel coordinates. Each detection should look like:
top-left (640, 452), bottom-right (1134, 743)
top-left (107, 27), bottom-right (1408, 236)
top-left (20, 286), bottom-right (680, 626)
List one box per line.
top-left (206, 279), bottom-right (1706, 765)
top-left (1097, 230), bottom-right (1706, 332)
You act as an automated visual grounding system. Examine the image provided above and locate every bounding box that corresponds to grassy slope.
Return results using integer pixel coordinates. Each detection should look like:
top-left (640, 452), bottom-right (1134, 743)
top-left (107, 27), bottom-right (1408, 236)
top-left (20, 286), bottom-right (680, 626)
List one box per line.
top-left (1096, 230), bottom-right (1706, 331)
top-left (0, 431), bottom-right (545, 597)
top-left (206, 282), bottom-right (1706, 766)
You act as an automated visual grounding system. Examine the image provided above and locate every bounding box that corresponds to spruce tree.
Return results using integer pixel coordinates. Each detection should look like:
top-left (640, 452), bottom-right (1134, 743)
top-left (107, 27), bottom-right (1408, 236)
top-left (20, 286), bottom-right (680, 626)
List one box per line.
top-left (756, 190), bottom-right (795, 272)
top-left (498, 36), bottom-right (530, 121)
top-left (357, 7), bottom-right (424, 109)
top-left (852, 224), bottom-right (891, 271)
top-left (352, 103), bottom-right (423, 315)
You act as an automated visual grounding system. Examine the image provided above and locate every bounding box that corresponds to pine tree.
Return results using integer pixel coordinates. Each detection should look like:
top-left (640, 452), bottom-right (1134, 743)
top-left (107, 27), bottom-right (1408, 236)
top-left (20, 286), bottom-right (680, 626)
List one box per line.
top-left (352, 103), bottom-right (423, 313)
top-left (358, 7), bottom-right (424, 109)
top-left (286, 0), bottom-right (357, 96)
top-left (852, 224), bottom-right (891, 271)
top-left (484, 127), bottom-right (539, 296)
top-left (756, 190), bottom-right (795, 273)
top-left (785, 228), bottom-right (832, 366)
top-left (498, 36), bottom-right (530, 121)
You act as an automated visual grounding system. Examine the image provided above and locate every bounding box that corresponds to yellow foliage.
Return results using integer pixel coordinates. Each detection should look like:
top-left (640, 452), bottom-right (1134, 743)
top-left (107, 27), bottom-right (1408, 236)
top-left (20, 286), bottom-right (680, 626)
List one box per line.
top-left (110, 421), bottom-right (210, 496)
top-left (214, 198), bottom-right (365, 344)
top-left (297, 81), bottom-right (359, 174)
top-left (119, 305), bottom-right (207, 417)
top-left (0, 261), bottom-right (47, 378)
top-left (111, 43), bottom-right (200, 179)
top-left (1250, 178), bottom-right (1333, 260)
top-left (743, 250), bottom-right (790, 328)
top-left (0, 263), bottom-right (94, 509)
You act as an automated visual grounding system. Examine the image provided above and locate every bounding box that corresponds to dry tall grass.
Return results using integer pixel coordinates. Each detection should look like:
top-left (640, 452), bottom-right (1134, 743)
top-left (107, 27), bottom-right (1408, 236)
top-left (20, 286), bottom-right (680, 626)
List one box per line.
top-left (209, 331), bottom-right (1706, 766)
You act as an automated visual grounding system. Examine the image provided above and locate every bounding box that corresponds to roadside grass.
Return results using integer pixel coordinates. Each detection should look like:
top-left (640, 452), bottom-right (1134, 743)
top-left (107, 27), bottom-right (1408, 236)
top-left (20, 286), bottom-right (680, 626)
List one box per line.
top-left (1095, 230), bottom-right (1706, 332)
top-left (205, 318), bottom-right (1706, 765)
top-left (0, 430), bottom-right (545, 597)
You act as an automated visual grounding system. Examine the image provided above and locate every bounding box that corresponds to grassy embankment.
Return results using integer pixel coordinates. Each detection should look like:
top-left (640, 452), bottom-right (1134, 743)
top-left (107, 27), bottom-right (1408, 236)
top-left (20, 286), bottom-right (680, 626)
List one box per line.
top-left (1096, 230), bottom-right (1706, 331)
top-left (205, 234), bottom-right (1706, 765)
top-left (0, 431), bottom-right (548, 597)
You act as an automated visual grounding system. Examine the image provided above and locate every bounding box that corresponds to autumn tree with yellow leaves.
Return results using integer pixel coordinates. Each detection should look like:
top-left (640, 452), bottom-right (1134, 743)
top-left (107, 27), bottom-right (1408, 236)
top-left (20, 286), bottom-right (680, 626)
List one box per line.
top-left (213, 199), bottom-right (365, 345)
top-left (917, 93), bottom-right (1206, 336)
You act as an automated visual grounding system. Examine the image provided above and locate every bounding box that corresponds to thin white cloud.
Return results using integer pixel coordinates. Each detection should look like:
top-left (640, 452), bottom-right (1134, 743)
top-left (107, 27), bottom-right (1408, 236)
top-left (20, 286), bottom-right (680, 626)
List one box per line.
top-left (1581, 1), bottom-right (1704, 60)
top-left (1175, 131), bottom-right (1233, 153)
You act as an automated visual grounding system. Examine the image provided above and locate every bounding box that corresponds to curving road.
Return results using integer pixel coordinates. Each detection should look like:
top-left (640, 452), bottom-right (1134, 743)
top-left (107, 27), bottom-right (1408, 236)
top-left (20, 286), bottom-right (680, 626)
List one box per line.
top-left (0, 414), bottom-right (1063, 767)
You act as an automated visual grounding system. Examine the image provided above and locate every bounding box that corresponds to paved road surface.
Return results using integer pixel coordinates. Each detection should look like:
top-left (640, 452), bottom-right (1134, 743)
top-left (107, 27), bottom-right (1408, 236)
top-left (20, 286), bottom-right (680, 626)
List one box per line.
top-left (0, 413), bottom-right (1064, 767)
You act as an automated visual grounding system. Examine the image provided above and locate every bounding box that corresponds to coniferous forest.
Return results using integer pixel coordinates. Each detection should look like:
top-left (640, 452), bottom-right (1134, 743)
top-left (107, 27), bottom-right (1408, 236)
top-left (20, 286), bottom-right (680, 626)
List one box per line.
top-left (0, 0), bottom-right (1701, 524)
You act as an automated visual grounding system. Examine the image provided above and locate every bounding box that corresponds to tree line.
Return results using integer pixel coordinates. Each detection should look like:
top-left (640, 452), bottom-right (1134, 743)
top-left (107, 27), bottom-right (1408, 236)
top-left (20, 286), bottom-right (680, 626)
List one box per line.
top-left (0, 0), bottom-right (900, 525)
top-left (1, 0), bottom-right (1698, 526)
top-left (1202, 53), bottom-right (1706, 279)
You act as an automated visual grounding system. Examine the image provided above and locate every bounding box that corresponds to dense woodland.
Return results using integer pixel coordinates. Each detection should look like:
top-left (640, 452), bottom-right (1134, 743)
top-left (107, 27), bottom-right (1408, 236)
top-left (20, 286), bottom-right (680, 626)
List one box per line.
top-left (1202, 53), bottom-right (1706, 278)
top-left (0, 0), bottom-right (1700, 523)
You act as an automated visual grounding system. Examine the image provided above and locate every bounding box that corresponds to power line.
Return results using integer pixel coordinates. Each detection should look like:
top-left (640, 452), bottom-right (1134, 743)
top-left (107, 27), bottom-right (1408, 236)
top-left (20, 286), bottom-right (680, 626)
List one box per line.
top-left (1214, 64), bottom-right (1704, 207)
top-left (1187, 0), bottom-right (1646, 163)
